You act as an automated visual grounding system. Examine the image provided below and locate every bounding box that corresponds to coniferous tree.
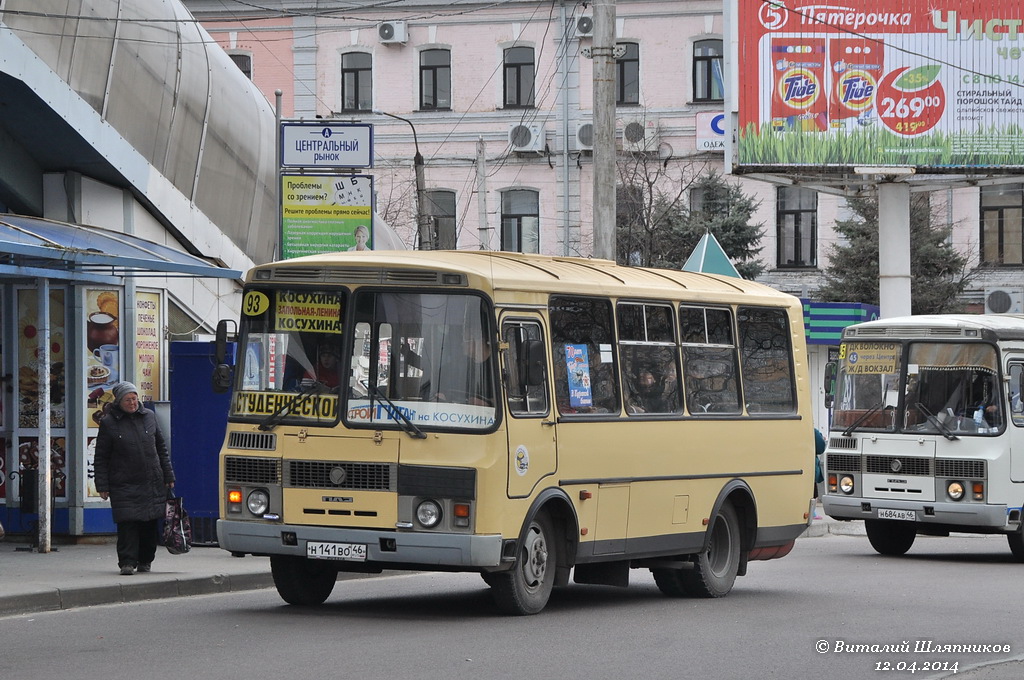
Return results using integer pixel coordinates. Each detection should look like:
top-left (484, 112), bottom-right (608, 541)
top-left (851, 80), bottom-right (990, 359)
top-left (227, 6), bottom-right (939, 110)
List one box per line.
top-left (816, 194), bottom-right (971, 313)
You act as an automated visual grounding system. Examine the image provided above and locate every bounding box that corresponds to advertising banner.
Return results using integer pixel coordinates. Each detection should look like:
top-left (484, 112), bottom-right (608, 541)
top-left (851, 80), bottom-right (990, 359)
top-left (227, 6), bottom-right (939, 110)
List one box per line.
top-left (281, 174), bottom-right (374, 259)
top-left (134, 291), bottom-right (162, 403)
top-left (736, 0), bottom-right (1024, 169)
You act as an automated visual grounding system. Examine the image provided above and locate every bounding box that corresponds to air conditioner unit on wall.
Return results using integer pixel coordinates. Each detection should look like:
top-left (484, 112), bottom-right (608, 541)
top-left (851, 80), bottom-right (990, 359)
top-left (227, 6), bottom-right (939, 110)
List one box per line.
top-left (621, 117), bottom-right (659, 153)
top-left (508, 123), bottom-right (545, 152)
top-left (378, 21), bottom-right (407, 44)
top-left (984, 287), bottom-right (1024, 314)
top-left (574, 15), bottom-right (594, 38)
top-left (575, 121), bottom-right (594, 151)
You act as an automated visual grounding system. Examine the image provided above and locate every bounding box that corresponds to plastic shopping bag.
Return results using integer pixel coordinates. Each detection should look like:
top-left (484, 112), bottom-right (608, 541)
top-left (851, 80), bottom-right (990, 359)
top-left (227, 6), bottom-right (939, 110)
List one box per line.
top-left (163, 494), bottom-right (193, 555)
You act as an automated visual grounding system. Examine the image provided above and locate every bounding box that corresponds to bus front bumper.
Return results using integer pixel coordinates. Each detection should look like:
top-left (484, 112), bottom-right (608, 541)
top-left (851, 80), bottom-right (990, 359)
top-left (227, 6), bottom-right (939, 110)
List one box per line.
top-left (217, 519), bottom-right (504, 568)
top-left (822, 496), bottom-right (1014, 531)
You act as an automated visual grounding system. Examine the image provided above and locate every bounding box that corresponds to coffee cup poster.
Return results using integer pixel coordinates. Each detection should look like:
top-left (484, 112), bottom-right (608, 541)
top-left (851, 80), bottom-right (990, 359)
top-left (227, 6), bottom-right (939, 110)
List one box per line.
top-left (735, 0), bottom-right (1024, 169)
top-left (85, 289), bottom-right (120, 429)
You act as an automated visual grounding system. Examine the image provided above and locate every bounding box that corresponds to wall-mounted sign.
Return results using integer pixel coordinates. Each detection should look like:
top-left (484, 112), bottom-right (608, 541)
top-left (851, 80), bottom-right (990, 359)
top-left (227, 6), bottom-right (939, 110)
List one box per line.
top-left (696, 112), bottom-right (726, 152)
top-left (280, 122), bottom-right (373, 168)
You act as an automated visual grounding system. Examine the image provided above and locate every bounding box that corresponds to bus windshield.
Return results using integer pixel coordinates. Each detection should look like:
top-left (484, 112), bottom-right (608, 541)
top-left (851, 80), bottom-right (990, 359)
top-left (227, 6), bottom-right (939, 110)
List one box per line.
top-left (833, 340), bottom-right (1003, 436)
top-left (231, 287), bottom-right (498, 431)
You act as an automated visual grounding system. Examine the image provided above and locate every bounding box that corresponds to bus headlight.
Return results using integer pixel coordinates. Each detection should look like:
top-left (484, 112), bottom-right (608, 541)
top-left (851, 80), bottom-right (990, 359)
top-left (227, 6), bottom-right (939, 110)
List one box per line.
top-left (247, 489), bottom-right (270, 515)
top-left (839, 476), bottom-right (855, 494)
top-left (416, 500), bottom-right (443, 528)
top-left (947, 481), bottom-right (965, 501)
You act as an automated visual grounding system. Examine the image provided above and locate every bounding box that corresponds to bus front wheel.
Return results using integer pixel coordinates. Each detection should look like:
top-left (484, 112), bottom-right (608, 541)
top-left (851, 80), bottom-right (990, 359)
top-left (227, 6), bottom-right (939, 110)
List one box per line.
top-left (1008, 529), bottom-right (1024, 562)
top-left (491, 514), bottom-right (556, 615)
top-left (270, 555), bottom-right (338, 606)
top-left (865, 520), bottom-right (916, 556)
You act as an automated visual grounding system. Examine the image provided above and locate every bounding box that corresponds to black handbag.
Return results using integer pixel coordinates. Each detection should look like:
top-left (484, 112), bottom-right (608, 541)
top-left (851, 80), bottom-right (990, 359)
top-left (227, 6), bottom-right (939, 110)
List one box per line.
top-left (163, 492), bottom-right (193, 555)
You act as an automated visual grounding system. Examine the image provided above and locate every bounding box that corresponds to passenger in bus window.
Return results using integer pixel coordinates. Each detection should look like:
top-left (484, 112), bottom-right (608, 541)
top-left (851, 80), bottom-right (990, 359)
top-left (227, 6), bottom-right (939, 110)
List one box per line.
top-left (303, 342), bottom-right (340, 389)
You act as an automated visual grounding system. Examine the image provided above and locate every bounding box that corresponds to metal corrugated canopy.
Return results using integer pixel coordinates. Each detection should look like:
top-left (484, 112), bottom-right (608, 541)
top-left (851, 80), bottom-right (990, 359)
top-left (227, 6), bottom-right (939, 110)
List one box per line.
top-left (0, 214), bottom-right (242, 284)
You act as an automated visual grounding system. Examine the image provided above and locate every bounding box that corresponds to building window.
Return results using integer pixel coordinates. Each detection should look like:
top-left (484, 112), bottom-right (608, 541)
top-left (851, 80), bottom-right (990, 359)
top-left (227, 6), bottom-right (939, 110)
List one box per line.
top-left (776, 186), bottom-right (818, 268)
top-left (503, 46), bottom-right (535, 108)
top-left (425, 190), bottom-right (457, 249)
top-left (229, 53), bottom-right (252, 80)
top-left (693, 39), bottom-right (724, 102)
top-left (501, 189), bottom-right (539, 253)
top-left (420, 49), bottom-right (451, 110)
top-left (616, 42), bottom-right (640, 105)
top-left (341, 52), bottom-right (372, 112)
top-left (981, 184), bottom-right (1024, 265)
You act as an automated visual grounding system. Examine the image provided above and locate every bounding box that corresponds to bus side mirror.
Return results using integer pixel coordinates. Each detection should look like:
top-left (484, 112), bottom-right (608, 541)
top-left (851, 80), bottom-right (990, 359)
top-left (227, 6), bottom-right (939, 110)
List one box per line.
top-left (824, 361), bottom-right (837, 395)
top-left (823, 361), bottom-right (837, 409)
top-left (212, 319), bottom-right (235, 394)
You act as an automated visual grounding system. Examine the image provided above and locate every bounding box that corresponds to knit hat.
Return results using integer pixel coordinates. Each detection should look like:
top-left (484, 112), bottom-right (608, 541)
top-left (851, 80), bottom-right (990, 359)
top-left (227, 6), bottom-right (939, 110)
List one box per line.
top-left (113, 381), bottom-right (139, 402)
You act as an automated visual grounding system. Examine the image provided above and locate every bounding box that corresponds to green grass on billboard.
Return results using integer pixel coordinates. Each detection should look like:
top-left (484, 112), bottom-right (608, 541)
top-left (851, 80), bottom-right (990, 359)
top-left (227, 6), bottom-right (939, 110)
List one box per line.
top-left (737, 123), bottom-right (1024, 169)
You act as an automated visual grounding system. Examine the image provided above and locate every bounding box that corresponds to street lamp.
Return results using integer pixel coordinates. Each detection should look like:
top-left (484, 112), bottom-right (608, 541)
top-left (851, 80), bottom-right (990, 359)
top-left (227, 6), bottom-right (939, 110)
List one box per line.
top-left (373, 109), bottom-right (431, 250)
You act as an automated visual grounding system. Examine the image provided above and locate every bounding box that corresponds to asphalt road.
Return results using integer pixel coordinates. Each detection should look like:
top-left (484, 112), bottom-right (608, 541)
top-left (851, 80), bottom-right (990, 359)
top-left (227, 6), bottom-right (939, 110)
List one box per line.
top-left (1, 534), bottom-right (1021, 680)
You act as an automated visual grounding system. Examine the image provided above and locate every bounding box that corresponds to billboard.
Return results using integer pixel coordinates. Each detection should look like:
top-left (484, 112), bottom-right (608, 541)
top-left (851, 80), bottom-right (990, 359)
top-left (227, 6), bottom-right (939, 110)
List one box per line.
top-left (280, 174), bottom-right (374, 259)
top-left (734, 0), bottom-right (1024, 170)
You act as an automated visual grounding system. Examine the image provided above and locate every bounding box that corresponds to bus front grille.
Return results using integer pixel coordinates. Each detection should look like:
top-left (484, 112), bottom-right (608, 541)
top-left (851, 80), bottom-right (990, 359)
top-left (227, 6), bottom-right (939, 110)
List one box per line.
top-left (935, 459), bottom-right (986, 479)
top-left (225, 456), bottom-right (281, 484)
top-left (227, 431), bottom-right (276, 451)
top-left (826, 454), bottom-right (861, 472)
top-left (866, 456), bottom-right (931, 476)
top-left (288, 461), bottom-right (397, 492)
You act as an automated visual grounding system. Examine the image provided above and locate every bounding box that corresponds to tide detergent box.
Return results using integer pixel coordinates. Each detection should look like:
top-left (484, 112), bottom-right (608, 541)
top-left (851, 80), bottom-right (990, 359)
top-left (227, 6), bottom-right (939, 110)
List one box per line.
top-left (770, 37), bottom-right (827, 132)
top-left (829, 38), bottom-right (883, 130)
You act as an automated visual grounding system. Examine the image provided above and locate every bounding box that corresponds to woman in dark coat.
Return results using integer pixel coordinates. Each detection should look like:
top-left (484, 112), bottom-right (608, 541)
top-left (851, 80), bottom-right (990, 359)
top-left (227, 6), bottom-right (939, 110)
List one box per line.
top-left (94, 381), bottom-right (175, 575)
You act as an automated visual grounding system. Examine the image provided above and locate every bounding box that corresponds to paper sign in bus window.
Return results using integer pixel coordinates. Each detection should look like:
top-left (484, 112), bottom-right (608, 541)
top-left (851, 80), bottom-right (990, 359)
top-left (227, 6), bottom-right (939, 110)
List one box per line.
top-left (565, 344), bottom-right (593, 408)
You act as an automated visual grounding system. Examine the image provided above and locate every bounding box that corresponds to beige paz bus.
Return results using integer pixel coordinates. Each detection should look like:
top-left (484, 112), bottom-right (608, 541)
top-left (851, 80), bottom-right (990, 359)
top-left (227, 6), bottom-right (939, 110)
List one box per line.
top-left (213, 251), bottom-right (816, 614)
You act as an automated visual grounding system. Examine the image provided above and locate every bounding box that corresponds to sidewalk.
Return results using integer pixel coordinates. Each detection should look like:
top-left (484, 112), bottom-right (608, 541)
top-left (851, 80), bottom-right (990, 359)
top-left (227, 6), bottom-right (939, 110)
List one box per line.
top-left (1, 508), bottom-right (856, 618)
top-left (0, 538), bottom-right (275, 617)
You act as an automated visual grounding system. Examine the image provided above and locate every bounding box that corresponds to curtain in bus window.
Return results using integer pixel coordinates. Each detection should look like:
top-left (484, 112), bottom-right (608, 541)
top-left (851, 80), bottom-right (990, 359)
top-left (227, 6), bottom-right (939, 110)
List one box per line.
top-left (737, 307), bottom-right (796, 414)
top-left (909, 343), bottom-right (997, 372)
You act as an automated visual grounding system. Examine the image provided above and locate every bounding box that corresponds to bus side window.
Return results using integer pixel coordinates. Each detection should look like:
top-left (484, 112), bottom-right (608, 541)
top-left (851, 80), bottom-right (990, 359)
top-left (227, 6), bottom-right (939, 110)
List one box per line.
top-left (1010, 363), bottom-right (1024, 427)
top-left (503, 321), bottom-right (549, 416)
top-left (550, 296), bottom-right (619, 415)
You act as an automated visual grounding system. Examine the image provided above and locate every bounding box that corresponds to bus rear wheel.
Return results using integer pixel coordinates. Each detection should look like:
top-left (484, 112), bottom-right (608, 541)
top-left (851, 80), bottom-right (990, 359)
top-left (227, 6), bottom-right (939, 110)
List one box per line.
top-left (865, 520), bottom-right (917, 556)
top-left (655, 502), bottom-right (741, 599)
top-left (491, 514), bottom-right (556, 615)
top-left (270, 555), bottom-right (338, 606)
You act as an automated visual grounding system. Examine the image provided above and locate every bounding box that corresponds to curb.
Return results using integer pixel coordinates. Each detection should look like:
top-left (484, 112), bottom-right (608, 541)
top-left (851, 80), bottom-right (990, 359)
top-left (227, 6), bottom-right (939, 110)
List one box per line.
top-left (0, 572), bottom-right (276, 618)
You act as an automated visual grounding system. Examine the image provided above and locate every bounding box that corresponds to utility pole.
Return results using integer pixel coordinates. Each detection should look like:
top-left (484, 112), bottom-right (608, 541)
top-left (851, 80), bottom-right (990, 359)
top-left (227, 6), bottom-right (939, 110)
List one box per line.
top-left (592, 0), bottom-right (617, 261)
top-left (374, 110), bottom-right (432, 249)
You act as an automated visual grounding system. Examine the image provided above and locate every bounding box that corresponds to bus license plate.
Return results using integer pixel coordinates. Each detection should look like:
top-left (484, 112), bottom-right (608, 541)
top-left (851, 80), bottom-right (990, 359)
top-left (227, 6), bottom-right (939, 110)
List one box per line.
top-left (307, 541), bottom-right (367, 562)
top-left (877, 508), bottom-right (915, 521)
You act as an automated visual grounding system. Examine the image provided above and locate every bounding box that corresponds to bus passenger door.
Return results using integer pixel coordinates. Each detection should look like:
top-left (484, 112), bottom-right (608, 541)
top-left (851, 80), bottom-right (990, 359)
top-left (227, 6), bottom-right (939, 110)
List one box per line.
top-left (501, 316), bottom-right (557, 498)
top-left (1006, 358), bottom-right (1024, 482)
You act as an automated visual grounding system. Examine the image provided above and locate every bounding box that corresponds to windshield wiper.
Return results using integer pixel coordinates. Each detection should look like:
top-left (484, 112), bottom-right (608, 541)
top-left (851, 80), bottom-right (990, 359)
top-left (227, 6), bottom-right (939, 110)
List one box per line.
top-left (257, 380), bottom-right (326, 431)
top-left (915, 402), bottom-right (959, 441)
top-left (842, 400), bottom-right (886, 437)
top-left (370, 385), bottom-right (426, 439)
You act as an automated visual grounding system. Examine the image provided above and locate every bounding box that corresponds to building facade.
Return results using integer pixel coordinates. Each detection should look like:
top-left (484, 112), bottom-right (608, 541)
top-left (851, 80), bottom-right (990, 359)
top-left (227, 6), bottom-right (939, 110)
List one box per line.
top-left (187, 0), bottom-right (1021, 311)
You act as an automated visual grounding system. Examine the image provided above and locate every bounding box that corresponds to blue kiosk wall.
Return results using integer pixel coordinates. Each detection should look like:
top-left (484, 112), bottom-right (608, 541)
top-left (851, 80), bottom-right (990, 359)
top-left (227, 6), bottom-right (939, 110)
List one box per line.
top-left (169, 341), bottom-right (233, 545)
